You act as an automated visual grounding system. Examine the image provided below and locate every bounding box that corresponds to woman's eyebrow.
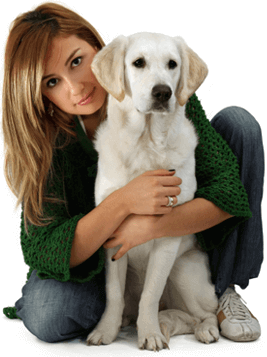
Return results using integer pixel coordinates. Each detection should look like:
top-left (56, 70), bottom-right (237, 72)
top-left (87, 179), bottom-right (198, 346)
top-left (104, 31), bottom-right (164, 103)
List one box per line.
top-left (65, 48), bottom-right (81, 66)
top-left (42, 48), bottom-right (81, 81)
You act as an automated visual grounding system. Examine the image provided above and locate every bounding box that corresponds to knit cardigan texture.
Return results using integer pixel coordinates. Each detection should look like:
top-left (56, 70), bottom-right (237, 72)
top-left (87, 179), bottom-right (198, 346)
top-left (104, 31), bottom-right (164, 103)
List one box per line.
top-left (3, 93), bottom-right (252, 319)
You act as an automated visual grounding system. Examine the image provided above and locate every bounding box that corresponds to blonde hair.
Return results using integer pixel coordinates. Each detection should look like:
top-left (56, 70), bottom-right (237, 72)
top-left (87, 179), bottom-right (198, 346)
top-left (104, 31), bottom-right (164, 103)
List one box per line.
top-left (2, 2), bottom-right (106, 229)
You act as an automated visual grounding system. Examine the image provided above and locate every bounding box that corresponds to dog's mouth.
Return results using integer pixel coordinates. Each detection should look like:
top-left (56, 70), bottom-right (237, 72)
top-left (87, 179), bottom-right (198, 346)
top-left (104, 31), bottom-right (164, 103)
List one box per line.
top-left (151, 102), bottom-right (170, 112)
top-left (145, 102), bottom-right (171, 114)
top-left (136, 105), bottom-right (170, 115)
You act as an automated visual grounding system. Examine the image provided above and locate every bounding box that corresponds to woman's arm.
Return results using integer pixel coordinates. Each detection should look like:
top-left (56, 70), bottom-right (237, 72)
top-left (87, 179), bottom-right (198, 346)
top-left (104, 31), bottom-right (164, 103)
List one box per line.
top-left (156, 197), bottom-right (233, 238)
top-left (104, 197), bottom-right (234, 261)
top-left (70, 169), bottom-right (181, 268)
top-left (70, 188), bottom-right (128, 268)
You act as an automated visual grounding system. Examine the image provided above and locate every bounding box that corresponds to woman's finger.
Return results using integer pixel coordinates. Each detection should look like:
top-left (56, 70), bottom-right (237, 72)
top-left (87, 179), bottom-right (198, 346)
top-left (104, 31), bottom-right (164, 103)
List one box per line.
top-left (161, 186), bottom-right (181, 197)
top-left (142, 170), bottom-right (182, 186)
top-left (103, 237), bottom-right (119, 249)
top-left (164, 195), bottom-right (178, 207)
top-left (142, 169), bottom-right (176, 177)
top-left (112, 244), bottom-right (130, 261)
top-left (155, 175), bottom-right (182, 187)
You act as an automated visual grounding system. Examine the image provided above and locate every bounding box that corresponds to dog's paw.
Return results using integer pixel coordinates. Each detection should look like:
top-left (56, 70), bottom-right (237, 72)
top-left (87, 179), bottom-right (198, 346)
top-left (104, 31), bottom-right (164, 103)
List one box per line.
top-left (194, 321), bottom-right (219, 344)
top-left (159, 322), bottom-right (171, 343)
top-left (138, 331), bottom-right (170, 351)
top-left (86, 325), bottom-right (120, 346)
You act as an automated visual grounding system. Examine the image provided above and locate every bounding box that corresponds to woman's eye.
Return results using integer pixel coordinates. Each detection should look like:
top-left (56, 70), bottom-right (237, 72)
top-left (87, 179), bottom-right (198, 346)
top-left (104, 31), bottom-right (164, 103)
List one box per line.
top-left (71, 57), bottom-right (82, 68)
top-left (47, 78), bottom-right (58, 88)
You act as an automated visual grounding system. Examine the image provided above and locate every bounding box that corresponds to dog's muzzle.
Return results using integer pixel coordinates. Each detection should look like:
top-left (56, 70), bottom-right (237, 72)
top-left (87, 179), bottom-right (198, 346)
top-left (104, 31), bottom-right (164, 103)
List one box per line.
top-left (151, 84), bottom-right (172, 111)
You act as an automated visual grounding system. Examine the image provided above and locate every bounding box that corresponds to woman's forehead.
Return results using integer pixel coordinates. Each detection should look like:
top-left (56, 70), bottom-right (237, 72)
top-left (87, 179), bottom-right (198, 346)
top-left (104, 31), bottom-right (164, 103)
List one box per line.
top-left (44, 35), bottom-right (96, 71)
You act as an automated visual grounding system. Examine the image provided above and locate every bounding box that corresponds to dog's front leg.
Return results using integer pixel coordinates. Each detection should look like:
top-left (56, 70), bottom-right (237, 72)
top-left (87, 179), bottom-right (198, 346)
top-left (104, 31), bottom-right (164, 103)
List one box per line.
top-left (137, 238), bottom-right (181, 351)
top-left (87, 247), bottom-right (128, 346)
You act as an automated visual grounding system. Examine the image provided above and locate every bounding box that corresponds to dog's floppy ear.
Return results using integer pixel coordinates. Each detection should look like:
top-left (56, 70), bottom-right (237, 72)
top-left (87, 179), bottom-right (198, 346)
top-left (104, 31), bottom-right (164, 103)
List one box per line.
top-left (175, 37), bottom-right (208, 106)
top-left (91, 35), bottom-right (128, 102)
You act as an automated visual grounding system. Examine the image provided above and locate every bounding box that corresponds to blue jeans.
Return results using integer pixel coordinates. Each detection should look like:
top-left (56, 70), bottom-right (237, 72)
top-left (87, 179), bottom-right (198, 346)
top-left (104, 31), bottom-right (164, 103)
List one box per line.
top-left (209, 107), bottom-right (264, 297)
top-left (15, 269), bottom-right (106, 342)
top-left (15, 106), bottom-right (264, 342)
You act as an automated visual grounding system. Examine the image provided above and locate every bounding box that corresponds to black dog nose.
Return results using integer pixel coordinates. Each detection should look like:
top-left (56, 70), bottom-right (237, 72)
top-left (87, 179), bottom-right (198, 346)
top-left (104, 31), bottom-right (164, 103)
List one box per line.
top-left (152, 85), bottom-right (172, 102)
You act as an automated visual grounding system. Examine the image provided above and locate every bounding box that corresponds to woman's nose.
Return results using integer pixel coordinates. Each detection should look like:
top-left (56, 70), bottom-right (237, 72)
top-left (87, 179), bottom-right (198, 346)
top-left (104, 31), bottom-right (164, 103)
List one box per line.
top-left (66, 78), bottom-right (84, 96)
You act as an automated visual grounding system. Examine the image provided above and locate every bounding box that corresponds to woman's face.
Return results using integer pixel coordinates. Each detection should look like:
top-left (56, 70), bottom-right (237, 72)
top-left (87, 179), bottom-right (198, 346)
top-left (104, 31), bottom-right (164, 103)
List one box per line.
top-left (42, 35), bottom-right (106, 117)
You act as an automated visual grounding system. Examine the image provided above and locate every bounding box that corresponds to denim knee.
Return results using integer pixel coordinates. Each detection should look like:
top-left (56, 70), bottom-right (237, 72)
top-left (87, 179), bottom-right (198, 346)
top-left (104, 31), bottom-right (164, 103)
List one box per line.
top-left (211, 106), bottom-right (263, 147)
top-left (210, 106), bottom-right (264, 169)
top-left (15, 270), bottom-right (106, 343)
top-left (15, 295), bottom-right (69, 342)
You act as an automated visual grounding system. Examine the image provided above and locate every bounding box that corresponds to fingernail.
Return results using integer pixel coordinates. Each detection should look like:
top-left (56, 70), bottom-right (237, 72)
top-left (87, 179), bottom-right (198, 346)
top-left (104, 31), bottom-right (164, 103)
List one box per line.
top-left (169, 169), bottom-right (175, 172)
top-left (112, 258), bottom-right (115, 262)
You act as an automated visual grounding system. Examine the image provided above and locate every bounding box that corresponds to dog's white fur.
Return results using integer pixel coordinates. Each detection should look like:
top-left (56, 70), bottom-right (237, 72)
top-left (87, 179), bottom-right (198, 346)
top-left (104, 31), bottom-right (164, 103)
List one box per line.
top-left (87, 33), bottom-right (219, 351)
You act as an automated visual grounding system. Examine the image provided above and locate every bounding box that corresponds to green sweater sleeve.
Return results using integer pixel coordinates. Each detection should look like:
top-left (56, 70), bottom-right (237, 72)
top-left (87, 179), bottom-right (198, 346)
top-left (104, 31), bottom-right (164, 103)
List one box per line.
top-left (20, 141), bottom-right (105, 284)
top-left (186, 94), bottom-right (252, 251)
top-left (4, 128), bottom-right (105, 319)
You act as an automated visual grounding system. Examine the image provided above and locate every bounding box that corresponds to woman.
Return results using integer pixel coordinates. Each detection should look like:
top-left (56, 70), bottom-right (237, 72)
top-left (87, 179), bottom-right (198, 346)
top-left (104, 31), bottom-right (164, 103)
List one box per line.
top-left (2, 2), bottom-right (264, 344)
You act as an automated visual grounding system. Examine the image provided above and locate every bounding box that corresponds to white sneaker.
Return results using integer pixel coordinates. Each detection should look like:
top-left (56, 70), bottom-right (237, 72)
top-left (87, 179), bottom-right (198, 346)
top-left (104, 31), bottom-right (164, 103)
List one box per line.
top-left (217, 287), bottom-right (261, 342)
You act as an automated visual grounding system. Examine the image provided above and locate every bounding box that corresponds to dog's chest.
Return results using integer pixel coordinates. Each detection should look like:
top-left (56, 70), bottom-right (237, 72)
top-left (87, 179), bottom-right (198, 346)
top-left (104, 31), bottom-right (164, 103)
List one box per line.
top-left (120, 122), bottom-right (196, 181)
top-left (94, 107), bottom-right (198, 205)
top-left (126, 140), bottom-right (174, 175)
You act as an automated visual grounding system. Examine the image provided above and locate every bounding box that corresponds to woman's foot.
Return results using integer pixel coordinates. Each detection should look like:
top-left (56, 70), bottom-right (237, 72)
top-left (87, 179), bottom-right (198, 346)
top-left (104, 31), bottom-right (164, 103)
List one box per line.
top-left (217, 287), bottom-right (261, 342)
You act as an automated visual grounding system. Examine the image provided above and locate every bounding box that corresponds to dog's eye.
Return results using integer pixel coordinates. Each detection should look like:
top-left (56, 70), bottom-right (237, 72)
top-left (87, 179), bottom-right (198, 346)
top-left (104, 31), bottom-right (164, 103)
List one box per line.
top-left (133, 58), bottom-right (146, 68)
top-left (168, 60), bottom-right (177, 69)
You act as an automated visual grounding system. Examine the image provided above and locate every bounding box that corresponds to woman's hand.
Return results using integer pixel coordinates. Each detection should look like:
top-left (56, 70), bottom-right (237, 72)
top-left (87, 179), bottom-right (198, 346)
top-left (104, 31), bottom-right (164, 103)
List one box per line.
top-left (119, 169), bottom-right (182, 216)
top-left (103, 214), bottom-right (162, 260)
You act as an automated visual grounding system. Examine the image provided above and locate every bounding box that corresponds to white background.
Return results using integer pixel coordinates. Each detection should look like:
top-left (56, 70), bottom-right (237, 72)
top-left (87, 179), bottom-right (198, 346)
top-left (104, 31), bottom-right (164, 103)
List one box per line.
top-left (0, 0), bottom-right (266, 356)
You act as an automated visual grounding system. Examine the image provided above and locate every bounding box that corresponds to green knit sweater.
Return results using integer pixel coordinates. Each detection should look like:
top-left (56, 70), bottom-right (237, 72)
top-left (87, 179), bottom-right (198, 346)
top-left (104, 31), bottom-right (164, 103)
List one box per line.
top-left (3, 93), bottom-right (252, 319)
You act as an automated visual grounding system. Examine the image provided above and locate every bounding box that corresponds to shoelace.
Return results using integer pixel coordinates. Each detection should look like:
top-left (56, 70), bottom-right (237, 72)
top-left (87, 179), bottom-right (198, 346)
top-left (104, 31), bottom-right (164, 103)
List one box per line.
top-left (220, 291), bottom-right (250, 321)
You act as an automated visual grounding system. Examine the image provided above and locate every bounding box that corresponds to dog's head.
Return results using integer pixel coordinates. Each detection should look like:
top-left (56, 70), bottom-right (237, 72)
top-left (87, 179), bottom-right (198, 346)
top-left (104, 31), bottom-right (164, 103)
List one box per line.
top-left (91, 32), bottom-right (208, 113)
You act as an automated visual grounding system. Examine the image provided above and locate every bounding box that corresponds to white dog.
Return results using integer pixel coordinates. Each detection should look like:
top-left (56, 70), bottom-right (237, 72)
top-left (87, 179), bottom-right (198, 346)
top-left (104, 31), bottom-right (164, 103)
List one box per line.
top-left (87, 33), bottom-right (219, 351)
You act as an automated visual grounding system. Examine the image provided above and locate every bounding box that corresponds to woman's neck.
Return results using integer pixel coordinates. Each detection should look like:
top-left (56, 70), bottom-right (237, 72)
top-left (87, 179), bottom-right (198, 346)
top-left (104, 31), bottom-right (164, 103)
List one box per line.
top-left (81, 112), bottom-right (101, 140)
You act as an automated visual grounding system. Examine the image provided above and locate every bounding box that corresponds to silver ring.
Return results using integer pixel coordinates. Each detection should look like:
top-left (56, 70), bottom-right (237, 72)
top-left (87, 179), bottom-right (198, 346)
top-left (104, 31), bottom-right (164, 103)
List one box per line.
top-left (166, 196), bottom-right (174, 207)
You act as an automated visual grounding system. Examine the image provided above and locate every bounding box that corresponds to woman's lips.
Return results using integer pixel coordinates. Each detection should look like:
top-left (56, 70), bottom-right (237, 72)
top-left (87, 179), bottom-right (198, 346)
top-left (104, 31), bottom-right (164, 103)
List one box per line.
top-left (78, 88), bottom-right (96, 106)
